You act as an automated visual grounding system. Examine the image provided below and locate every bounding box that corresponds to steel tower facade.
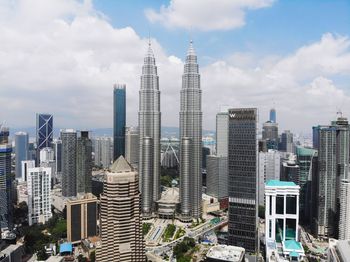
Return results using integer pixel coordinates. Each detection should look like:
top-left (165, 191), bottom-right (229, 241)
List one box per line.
top-left (179, 41), bottom-right (202, 220)
top-left (138, 42), bottom-right (161, 217)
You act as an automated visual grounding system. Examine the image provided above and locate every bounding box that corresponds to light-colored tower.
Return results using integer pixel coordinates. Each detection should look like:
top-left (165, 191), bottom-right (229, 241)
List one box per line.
top-left (125, 127), bottom-right (139, 168)
top-left (179, 41), bottom-right (202, 220)
top-left (27, 167), bottom-right (52, 226)
top-left (339, 179), bottom-right (350, 240)
top-left (97, 156), bottom-right (145, 261)
top-left (138, 42), bottom-right (161, 217)
top-left (216, 111), bottom-right (228, 157)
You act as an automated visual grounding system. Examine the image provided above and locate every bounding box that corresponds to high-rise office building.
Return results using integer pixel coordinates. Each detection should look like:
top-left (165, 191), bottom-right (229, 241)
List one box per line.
top-left (312, 116), bottom-right (350, 238)
top-left (61, 129), bottom-right (77, 197)
top-left (27, 167), bottom-right (52, 226)
top-left (279, 130), bottom-right (294, 153)
top-left (206, 155), bottom-right (228, 200)
top-left (21, 160), bottom-right (35, 182)
top-left (258, 150), bottom-right (280, 205)
top-left (113, 84), bottom-right (126, 161)
top-left (39, 147), bottom-right (54, 162)
top-left (339, 179), bottom-right (350, 240)
top-left (125, 127), bottom-right (139, 167)
top-left (216, 111), bottom-right (229, 157)
top-left (313, 125), bottom-right (337, 237)
top-left (0, 126), bottom-right (12, 230)
top-left (36, 113), bottom-right (53, 161)
top-left (15, 132), bottom-right (29, 179)
top-left (138, 42), bottom-right (161, 217)
top-left (97, 156), bottom-right (145, 261)
top-left (67, 193), bottom-right (97, 244)
top-left (179, 41), bottom-right (202, 221)
top-left (262, 121), bottom-right (278, 150)
top-left (228, 108), bottom-right (258, 253)
top-left (93, 137), bottom-right (113, 168)
top-left (39, 148), bottom-right (56, 184)
top-left (52, 139), bottom-right (62, 173)
top-left (76, 131), bottom-right (92, 194)
top-left (296, 146), bottom-right (317, 223)
top-left (269, 108), bottom-right (276, 123)
top-left (281, 155), bottom-right (300, 185)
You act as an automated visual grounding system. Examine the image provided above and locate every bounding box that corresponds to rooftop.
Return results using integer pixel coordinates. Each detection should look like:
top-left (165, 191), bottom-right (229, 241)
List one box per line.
top-left (59, 243), bottom-right (72, 254)
top-left (266, 180), bottom-right (297, 187)
top-left (337, 240), bottom-right (350, 261)
top-left (109, 156), bottom-right (133, 173)
top-left (206, 245), bottom-right (245, 262)
top-left (296, 146), bottom-right (317, 156)
top-left (283, 240), bottom-right (303, 251)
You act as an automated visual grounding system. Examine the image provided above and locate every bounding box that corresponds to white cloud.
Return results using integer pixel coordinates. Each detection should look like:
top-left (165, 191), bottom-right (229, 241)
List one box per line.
top-left (145, 0), bottom-right (275, 31)
top-left (1, 0), bottom-right (350, 134)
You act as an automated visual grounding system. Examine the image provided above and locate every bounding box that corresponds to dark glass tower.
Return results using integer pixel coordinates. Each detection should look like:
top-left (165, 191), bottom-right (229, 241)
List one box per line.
top-left (76, 131), bottom-right (92, 194)
top-left (61, 129), bottom-right (77, 197)
top-left (36, 113), bottom-right (53, 150)
top-left (0, 126), bottom-right (12, 230)
top-left (269, 108), bottom-right (276, 123)
top-left (15, 132), bottom-right (29, 179)
top-left (228, 108), bottom-right (258, 253)
top-left (113, 84), bottom-right (126, 161)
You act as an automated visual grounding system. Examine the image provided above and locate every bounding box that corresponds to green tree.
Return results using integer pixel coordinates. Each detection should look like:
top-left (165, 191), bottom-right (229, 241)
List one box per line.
top-left (77, 254), bottom-right (88, 262)
top-left (258, 205), bottom-right (265, 219)
top-left (36, 247), bottom-right (48, 260)
top-left (90, 251), bottom-right (96, 262)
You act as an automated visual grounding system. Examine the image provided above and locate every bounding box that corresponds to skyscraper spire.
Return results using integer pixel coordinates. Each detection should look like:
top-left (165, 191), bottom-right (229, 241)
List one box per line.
top-left (179, 41), bottom-right (202, 221)
top-left (139, 42), bottom-right (161, 218)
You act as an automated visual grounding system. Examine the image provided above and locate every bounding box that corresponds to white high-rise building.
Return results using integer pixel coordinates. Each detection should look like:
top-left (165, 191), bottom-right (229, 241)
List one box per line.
top-left (40, 147), bottom-right (54, 162)
top-left (138, 42), bottom-right (161, 217)
top-left (339, 179), bottom-right (350, 240)
top-left (93, 137), bottom-right (113, 168)
top-left (179, 41), bottom-right (202, 221)
top-left (258, 150), bottom-right (281, 205)
top-left (27, 167), bottom-right (52, 226)
top-left (21, 160), bottom-right (35, 182)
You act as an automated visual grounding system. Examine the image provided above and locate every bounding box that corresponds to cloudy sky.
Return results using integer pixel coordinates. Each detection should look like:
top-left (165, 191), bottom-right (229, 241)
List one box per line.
top-left (1, 0), bottom-right (350, 134)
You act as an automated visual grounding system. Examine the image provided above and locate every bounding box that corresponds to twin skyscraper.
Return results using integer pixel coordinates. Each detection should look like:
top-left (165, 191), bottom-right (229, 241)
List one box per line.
top-left (139, 40), bottom-right (202, 221)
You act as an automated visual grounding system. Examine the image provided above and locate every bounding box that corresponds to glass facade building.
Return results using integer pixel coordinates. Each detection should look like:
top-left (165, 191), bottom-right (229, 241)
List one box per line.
top-left (228, 108), bottom-right (258, 253)
top-left (36, 113), bottom-right (53, 163)
top-left (113, 84), bottom-right (126, 161)
top-left (269, 108), bottom-right (276, 123)
top-left (15, 132), bottom-right (29, 179)
top-left (0, 127), bottom-right (12, 230)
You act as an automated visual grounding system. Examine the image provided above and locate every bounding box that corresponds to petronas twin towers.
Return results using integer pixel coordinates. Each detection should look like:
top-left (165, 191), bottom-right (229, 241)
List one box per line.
top-left (139, 41), bottom-right (202, 220)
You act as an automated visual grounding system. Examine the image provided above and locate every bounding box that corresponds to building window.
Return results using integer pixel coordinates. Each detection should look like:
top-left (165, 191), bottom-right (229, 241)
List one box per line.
top-left (276, 195), bottom-right (284, 214)
top-left (286, 195), bottom-right (297, 214)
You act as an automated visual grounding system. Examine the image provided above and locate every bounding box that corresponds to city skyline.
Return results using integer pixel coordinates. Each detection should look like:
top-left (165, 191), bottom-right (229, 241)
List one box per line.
top-left (1, 0), bottom-right (350, 133)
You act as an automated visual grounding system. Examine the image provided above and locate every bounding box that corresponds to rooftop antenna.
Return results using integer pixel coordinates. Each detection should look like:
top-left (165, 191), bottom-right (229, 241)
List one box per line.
top-left (148, 27), bottom-right (151, 46)
top-left (336, 108), bottom-right (343, 118)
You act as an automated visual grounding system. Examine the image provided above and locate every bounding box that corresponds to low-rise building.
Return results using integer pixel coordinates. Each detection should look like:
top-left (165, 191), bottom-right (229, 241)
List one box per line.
top-left (202, 194), bottom-right (220, 214)
top-left (157, 186), bottom-right (179, 219)
top-left (66, 193), bottom-right (98, 244)
top-left (328, 239), bottom-right (350, 262)
top-left (205, 245), bottom-right (245, 262)
top-left (0, 244), bottom-right (24, 262)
